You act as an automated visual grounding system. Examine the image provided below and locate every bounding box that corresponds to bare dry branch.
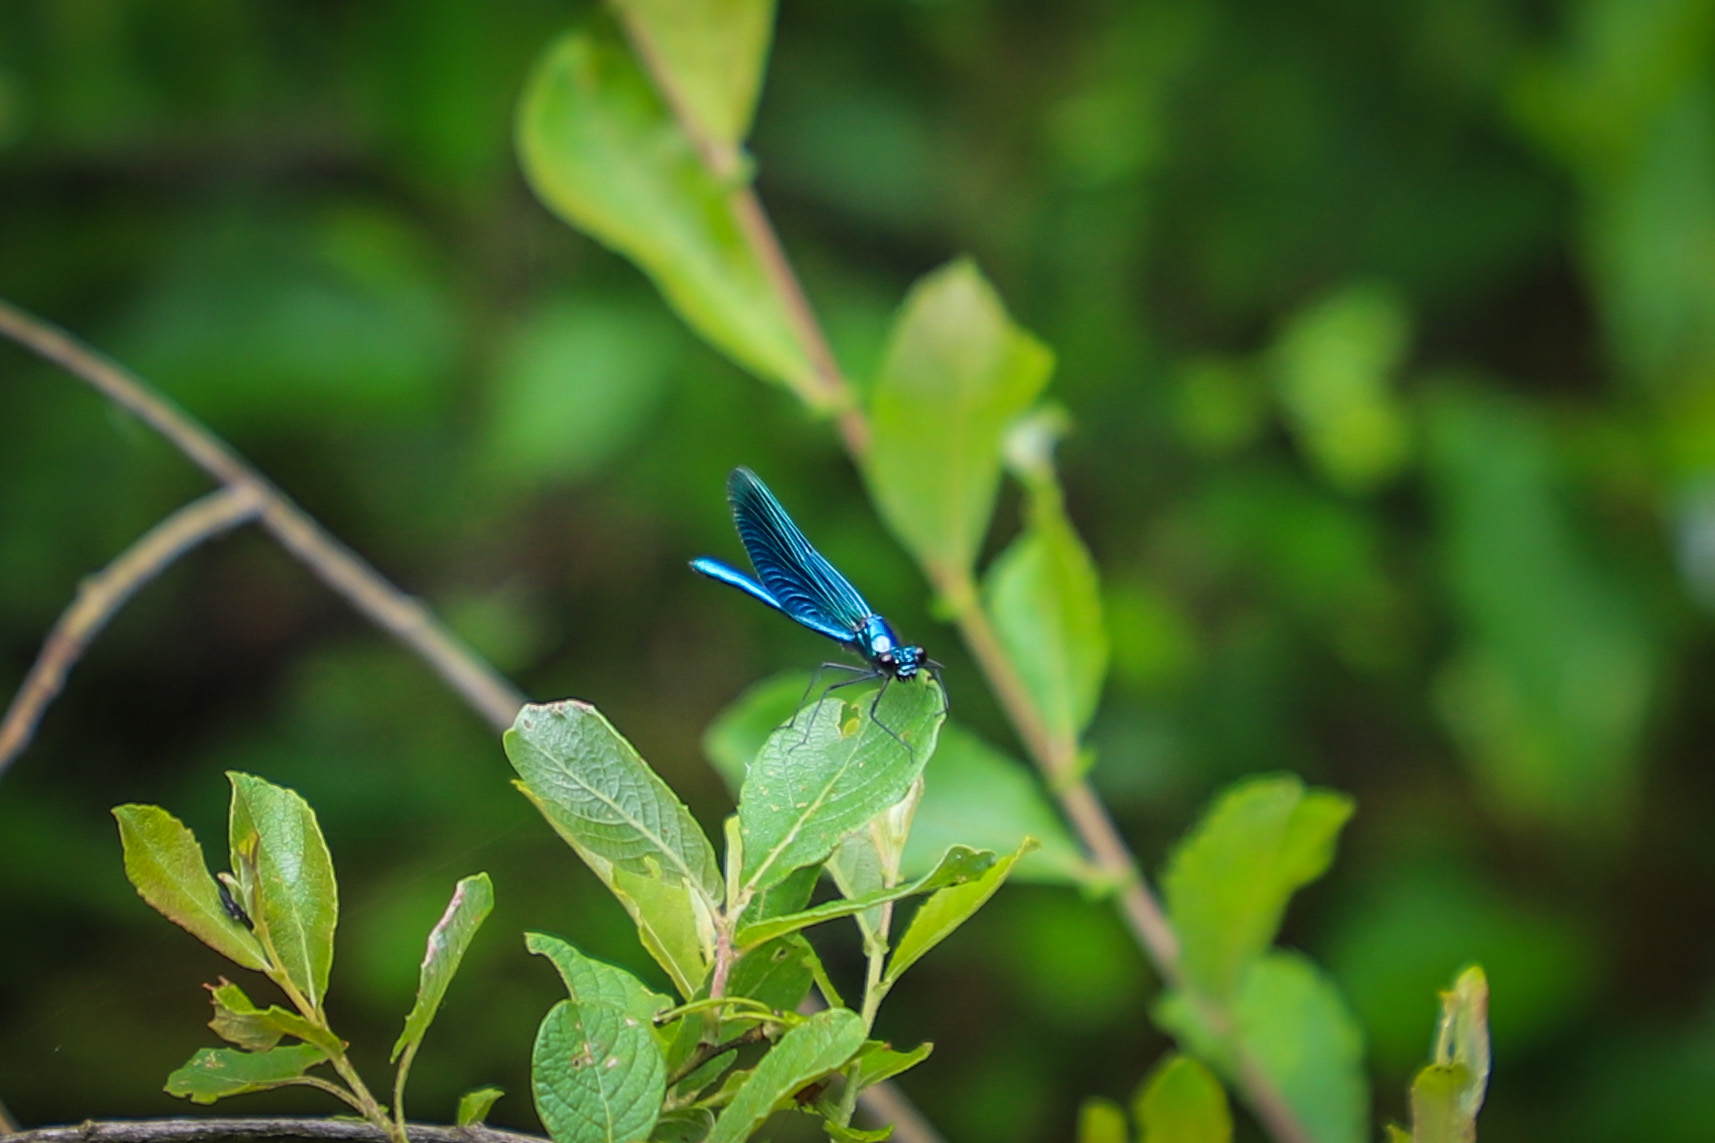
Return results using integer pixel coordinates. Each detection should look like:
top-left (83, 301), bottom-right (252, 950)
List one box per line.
top-left (0, 1118), bottom-right (544, 1143)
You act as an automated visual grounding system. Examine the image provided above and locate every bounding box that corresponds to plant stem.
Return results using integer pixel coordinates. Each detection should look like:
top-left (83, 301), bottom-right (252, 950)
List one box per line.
top-left (0, 1119), bottom-right (548, 1143)
top-left (0, 486), bottom-right (262, 782)
top-left (0, 299), bottom-right (527, 738)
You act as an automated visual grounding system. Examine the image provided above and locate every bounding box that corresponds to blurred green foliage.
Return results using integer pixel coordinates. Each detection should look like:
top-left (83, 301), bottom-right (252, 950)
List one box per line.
top-left (4, 1), bottom-right (1715, 1141)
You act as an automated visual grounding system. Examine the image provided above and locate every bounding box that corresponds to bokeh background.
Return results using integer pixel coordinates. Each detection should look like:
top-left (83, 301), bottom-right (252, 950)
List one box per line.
top-left (3, 1), bottom-right (1715, 1139)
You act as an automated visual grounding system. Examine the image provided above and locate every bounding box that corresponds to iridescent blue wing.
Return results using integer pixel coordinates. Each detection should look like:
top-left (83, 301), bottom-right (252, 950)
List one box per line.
top-left (727, 467), bottom-right (874, 641)
top-left (688, 557), bottom-right (858, 646)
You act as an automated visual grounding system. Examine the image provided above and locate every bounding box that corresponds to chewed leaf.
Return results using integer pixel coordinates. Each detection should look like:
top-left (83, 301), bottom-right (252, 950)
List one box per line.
top-left (165, 1043), bottom-right (330, 1104)
top-left (738, 677), bottom-right (944, 895)
top-left (227, 773), bottom-right (339, 1012)
top-left (392, 873), bottom-right (495, 1063)
top-left (113, 804), bottom-right (267, 971)
top-left (532, 998), bottom-right (665, 1143)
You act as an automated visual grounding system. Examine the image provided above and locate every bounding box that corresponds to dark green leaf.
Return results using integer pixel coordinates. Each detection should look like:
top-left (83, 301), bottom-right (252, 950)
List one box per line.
top-left (533, 998), bottom-right (666, 1143)
top-left (457, 1085), bottom-right (506, 1127)
top-left (867, 260), bottom-right (1054, 578)
top-left (705, 1008), bottom-right (866, 1143)
top-left (652, 1108), bottom-right (716, 1142)
top-left (885, 839), bottom-right (1035, 985)
top-left (610, 0), bottom-right (775, 146)
top-left (226, 773), bottom-right (339, 1010)
top-left (737, 678), bottom-right (944, 895)
top-left (1134, 1054), bottom-right (1231, 1143)
top-left (113, 804), bottom-right (267, 972)
top-left (723, 935), bottom-right (816, 1029)
top-left (164, 1043), bottom-right (330, 1105)
top-left (702, 672), bottom-right (808, 795)
top-left (1162, 775), bottom-right (1352, 1004)
top-left (392, 873), bottom-right (495, 1062)
top-left (517, 27), bottom-right (817, 402)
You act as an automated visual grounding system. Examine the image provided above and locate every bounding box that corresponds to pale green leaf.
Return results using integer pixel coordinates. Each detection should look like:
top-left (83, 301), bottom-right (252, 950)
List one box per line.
top-left (391, 873), bottom-right (495, 1062)
top-left (533, 998), bottom-right (666, 1143)
top-left (610, 0), bottom-right (774, 145)
top-left (517, 27), bottom-right (817, 402)
top-left (1384, 1126), bottom-right (1414, 1143)
top-left (702, 671), bottom-right (807, 794)
top-left (867, 260), bottom-right (1055, 577)
top-left (112, 804), bottom-right (267, 972)
top-left (1077, 1098), bottom-right (1128, 1143)
top-left (705, 1008), bottom-right (866, 1143)
top-left (983, 471), bottom-right (1109, 743)
top-left (1431, 966), bottom-right (1490, 1122)
top-left (1272, 283), bottom-right (1413, 493)
top-left (1134, 1054), bottom-right (1232, 1143)
top-left (848, 1040), bottom-right (933, 1092)
top-left (457, 1085), bottom-right (506, 1127)
top-left (528, 932), bottom-right (673, 1024)
top-left (884, 839), bottom-right (1036, 985)
top-left (227, 772), bottom-right (339, 1010)
top-left (736, 845), bottom-right (995, 949)
top-left (825, 1125), bottom-right (893, 1143)
top-left (1162, 775), bottom-right (1352, 1004)
top-left (164, 1043), bottom-right (329, 1104)
top-left (738, 677), bottom-right (944, 895)
top-left (1407, 1066), bottom-right (1471, 1143)
top-left (1159, 953), bottom-right (1368, 1143)
top-left (902, 723), bottom-right (1092, 886)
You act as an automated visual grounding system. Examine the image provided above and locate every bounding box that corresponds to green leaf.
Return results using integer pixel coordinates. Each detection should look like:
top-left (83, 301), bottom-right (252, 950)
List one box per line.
top-left (457, 1085), bottom-right (506, 1127)
top-left (1271, 283), bottom-right (1413, 493)
top-left (652, 1108), bottom-right (716, 1142)
top-left (1385, 1127), bottom-right (1414, 1143)
top-left (867, 260), bottom-right (1055, 577)
top-left (517, 27), bottom-right (818, 403)
top-left (609, 0), bottom-right (775, 146)
top-left (826, 1125), bottom-right (893, 1143)
top-left (737, 845), bottom-right (995, 949)
top-left (227, 773), bottom-right (339, 1010)
top-left (1076, 1097), bottom-right (1128, 1143)
top-left (983, 454), bottom-right (1109, 743)
top-left (205, 980), bottom-right (341, 1056)
top-left (1158, 953), bottom-right (1368, 1143)
top-left (391, 873), bottom-right (495, 1062)
top-left (721, 935), bottom-right (816, 1032)
top-left (885, 838), bottom-right (1036, 986)
top-left (702, 671), bottom-right (808, 794)
top-left (528, 932), bottom-right (673, 1024)
top-left (533, 998), bottom-right (667, 1143)
top-left (112, 804), bottom-right (267, 972)
top-left (902, 723), bottom-right (1092, 886)
top-left (1400, 965), bottom-right (1490, 1143)
top-left (508, 701), bottom-right (723, 902)
top-left (849, 1040), bottom-right (933, 1092)
top-left (737, 677), bottom-right (944, 895)
top-left (823, 778), bottom-right (921, 949)
top-left (508, 701), bottom-right (722, 997)
top-left (164, 1043), bottom-right (330, 1104)
top-left (1162, 775), bottom-right (1353, 1004)
top-left (1134, 1054), bottom-right (1232, 1143)
top-left (705, 1008), bottom-right (866, 1143)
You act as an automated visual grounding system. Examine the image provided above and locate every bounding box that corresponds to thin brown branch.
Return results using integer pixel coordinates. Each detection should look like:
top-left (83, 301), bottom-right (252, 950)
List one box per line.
top-left (0, 299), bottom-right (526, 734)
top-left (0, 1119), bottom-right (544, 1143)
top-left (0, 486), bottom-right (263, 781)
